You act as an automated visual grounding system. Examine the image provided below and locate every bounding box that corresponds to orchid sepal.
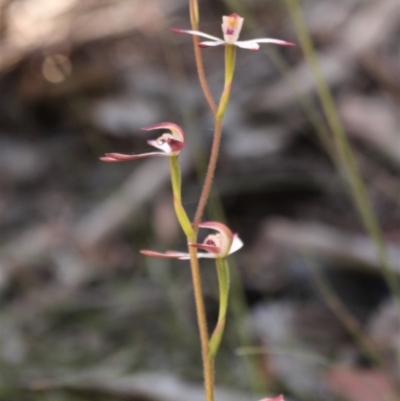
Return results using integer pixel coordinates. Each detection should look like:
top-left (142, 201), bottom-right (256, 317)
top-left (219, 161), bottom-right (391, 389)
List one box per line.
top-left (241, 38), bottom-right (294, 46)
top-left (100, 152), bottom-right (167, 162)
top-left (140, 250), bottom-right (190, 260)
top-left (141, 122), bottom-right (185, 143)
top-left (140, 249), bottom-right (215, 260)
top-left (169, 28), bottom-right (222, 42)
top-left (198, 40), bottom-right (225, 48)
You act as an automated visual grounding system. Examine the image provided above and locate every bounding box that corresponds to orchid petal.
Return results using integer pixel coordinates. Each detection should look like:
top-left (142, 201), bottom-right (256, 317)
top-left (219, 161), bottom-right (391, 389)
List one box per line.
top-left (229, 234), bottom-right (244, 254)
top-left (198, 221), bottom-right (233, 236)
top-left (198, 40), bottom-right (225, 48)
top-left (244, 38), bottom-right (295, 46)
top-left (170, 28), bottom-right (223, 42)
top-left (234, 41), bottom-right (260, 50)
top-left (100, 152), bottom-right (167, 162)
top-left (259, 396), bottom-right (284, 401)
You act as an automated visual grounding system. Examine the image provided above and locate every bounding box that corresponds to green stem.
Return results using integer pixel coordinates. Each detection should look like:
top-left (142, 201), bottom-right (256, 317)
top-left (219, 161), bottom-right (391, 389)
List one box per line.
top-left (169, 156), bottom-right (194, 237)
top-left (217, 44), bottom-right (236, 119)
top-left (169, 155), bottom-right (181, 202)
top-left (209, 258), bottom-right (230, 359)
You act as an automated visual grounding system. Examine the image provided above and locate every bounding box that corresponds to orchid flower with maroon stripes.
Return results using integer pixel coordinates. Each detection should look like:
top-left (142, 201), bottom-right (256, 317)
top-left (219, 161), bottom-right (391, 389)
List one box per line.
top-left (140, 221), bottom-right (243, 260)
top-left (100, 122), bottom-right (185, 162)
top-left (171, 13), bottom-right (294, 51)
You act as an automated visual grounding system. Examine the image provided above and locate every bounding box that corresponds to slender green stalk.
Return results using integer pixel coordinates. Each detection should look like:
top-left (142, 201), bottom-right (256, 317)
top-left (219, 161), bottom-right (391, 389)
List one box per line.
top-left (169, 155), bottom-right (182, 202)
top-left (169, 156), bottom-right (194, 237)
top-left (193, 45), bottom-right (236, 230)
top-left (209, 258), bottom-right (230, 359)
top-left (284, 0), bottom-right (400, 313)
top-left (188, 244), bottom-right (215, 401)
top-left (217, 45), bottom-right (236, 119)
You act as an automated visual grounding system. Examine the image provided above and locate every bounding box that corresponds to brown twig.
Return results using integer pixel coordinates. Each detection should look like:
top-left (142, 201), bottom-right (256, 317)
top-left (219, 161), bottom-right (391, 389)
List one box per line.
top-left (189, 0), bottom-right (217, 115)
top-left (193, 45), bottom-right (236, 230)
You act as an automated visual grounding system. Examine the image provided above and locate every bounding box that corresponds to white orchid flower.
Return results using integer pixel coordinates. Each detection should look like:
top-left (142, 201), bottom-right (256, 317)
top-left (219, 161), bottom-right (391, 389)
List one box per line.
top-left (171, 13), bottom-right (294, 51)
top-left (140, 221), bottom-right (243, 260)
top-left (100, 122), bottom-right (185, 162)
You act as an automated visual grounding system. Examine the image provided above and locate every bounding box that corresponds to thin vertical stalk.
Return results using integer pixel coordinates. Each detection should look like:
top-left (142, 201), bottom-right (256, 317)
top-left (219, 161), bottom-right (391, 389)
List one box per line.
top-left (193, 45), bottom-right (236, 230)
top-left (209, 258), bottom-right (230, 359)
top-left (186, 3), bottom-right (216, 399)
top-left (189, 0), bottom-right (217, 115)
top-left (193, 118), bottom-right (222, 230)
top-left (169, 156), bottom-right (194, 237)
top-left (161, 36), bottom-right (266, 393)
top-left (284, 0), bottom-right (400, 312)
top-left (188, 244), bottom-right (215, 401)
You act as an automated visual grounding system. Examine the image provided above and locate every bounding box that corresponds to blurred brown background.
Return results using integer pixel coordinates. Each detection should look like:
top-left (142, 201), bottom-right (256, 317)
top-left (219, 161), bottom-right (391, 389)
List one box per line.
top-left (0, 0), bottom-right (399, 400)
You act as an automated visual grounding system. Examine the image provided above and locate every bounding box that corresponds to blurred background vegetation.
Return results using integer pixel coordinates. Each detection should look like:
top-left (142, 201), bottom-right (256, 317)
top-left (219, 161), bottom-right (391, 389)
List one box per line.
top-left (0, 0), bottom-right (399, 400)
